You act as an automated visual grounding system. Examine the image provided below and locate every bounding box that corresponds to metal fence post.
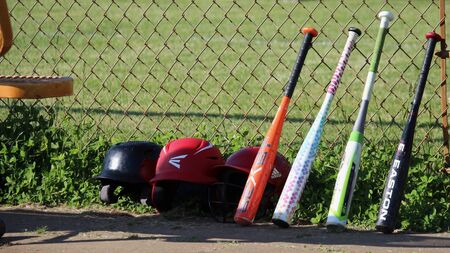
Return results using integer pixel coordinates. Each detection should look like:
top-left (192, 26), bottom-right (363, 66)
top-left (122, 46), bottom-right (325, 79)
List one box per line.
top-left (439, 0), bottom-right (450, 174)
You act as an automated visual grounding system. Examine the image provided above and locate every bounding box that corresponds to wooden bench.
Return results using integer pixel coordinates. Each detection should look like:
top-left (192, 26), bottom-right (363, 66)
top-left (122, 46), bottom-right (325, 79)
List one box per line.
top-left (0, 0), bottom-right (73, 99)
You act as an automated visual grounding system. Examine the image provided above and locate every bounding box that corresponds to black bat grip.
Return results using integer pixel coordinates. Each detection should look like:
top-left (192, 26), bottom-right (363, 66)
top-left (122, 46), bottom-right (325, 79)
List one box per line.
top-left (284, 28), bottom-right (317, 98)
top-left (409, 33), bottom-right (441, 117)
top-left (400, 33), bottom-right (441, 146)
top-left (375, 32), bottom-right (442, 234)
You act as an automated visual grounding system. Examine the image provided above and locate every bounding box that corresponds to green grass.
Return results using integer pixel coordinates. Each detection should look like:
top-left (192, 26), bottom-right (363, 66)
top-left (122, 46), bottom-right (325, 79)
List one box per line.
top-left (34, 225), bottom-right (48, 234)
top-left (0, 0), bottom-right (447, 157)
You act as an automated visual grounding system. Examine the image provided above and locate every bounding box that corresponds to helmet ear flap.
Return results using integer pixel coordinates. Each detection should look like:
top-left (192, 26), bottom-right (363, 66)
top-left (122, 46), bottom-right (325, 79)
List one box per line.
top-left (151, 182), bottom-right (178, 212)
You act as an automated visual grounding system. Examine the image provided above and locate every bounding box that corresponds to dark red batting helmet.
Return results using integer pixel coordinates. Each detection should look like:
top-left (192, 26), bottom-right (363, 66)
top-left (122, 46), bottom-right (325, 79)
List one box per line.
top-left (208, 146), bottom-right (291, 222)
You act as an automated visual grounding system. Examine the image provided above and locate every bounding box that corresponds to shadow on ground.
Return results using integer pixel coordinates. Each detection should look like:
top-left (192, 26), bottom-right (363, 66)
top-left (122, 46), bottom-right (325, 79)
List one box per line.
top-left (0, 208), bottom-right (449, 248)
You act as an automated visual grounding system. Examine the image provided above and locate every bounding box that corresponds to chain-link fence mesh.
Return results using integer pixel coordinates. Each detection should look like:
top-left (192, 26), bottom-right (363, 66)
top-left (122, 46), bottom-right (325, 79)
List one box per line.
top-left (0, 0), bottom-right (448, 160)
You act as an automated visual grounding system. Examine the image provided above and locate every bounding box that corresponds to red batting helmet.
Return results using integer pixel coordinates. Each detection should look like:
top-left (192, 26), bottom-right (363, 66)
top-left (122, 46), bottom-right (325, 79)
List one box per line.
top-left (150, 138), bottom-right (225, 212)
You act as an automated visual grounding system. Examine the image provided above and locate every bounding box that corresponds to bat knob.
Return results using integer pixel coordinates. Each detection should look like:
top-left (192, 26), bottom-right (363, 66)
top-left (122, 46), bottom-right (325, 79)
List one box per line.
top-left (378, 11), bottom-right (394, 21)
top-left (425, 32), bottom-right (442, 41)
top-left (348, 27), bottom-right (362, 36)
top-left (301, 27), bottom-right (318, 37)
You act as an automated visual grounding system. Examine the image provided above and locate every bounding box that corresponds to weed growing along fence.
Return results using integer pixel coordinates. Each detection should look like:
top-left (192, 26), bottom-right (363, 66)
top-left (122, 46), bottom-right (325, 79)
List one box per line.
top-left (0, 0), bottom-right (449, 232)
top-left (0, 105), bottom-right (448, 232)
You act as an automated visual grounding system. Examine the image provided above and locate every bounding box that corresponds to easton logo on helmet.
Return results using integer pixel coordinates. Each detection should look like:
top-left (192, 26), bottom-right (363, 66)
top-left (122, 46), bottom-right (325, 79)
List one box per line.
top-left (169, 154), bottom-right (188, 169)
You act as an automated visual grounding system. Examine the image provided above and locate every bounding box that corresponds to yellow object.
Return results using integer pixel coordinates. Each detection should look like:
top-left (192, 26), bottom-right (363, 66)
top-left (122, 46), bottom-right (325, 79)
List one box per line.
top-left (0, 0), bottom-right (13, 56)
top-left (0, 76), bottom-right (73, 99)
top-left (0, 0), bottom-right (73, 99)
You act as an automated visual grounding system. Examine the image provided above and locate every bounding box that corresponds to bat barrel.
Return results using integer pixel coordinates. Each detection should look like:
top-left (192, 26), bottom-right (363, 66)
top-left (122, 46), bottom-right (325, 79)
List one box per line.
top-left (272, 218), bottom-right (289, 228)
top-left (375, 32), bottom-right (441, 234)
top-left (284, 28), bottom-right (318, 98)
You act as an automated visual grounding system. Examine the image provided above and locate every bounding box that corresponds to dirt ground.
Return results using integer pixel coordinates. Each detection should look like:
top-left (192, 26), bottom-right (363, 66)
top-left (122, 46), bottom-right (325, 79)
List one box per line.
top-left (0, 206), bottom-right (449, 253)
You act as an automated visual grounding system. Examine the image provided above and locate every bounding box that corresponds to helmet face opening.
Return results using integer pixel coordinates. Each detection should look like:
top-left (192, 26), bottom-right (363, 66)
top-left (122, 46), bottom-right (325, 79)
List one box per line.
top-left (208, 170), bottom-right (246, 223)
top-left (152, 180), bottom-right (210, 213)
top-left (207, 146), bottom-right (291, 223)
top-left (207, 169), bottom-right (275, 223)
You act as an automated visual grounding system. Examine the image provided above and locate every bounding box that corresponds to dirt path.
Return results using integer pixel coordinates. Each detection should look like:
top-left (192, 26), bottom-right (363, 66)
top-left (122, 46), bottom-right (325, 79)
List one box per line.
top-left (0, 207), bottom-right (449, 253)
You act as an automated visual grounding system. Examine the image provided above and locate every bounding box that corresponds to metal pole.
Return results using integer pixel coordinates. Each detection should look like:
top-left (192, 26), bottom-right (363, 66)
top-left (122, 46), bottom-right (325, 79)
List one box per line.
top-left (439, 0), bottom-right (450, 174)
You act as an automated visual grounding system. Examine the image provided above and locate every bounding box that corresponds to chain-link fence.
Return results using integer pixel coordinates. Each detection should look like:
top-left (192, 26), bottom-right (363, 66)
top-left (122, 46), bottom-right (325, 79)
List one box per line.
top-left (1, 0), bottom-right (449, 162)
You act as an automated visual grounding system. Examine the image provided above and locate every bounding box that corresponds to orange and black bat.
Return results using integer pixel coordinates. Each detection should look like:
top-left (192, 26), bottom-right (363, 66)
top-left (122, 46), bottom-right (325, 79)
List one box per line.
top-left (234, 27), bottom-right (318, 225)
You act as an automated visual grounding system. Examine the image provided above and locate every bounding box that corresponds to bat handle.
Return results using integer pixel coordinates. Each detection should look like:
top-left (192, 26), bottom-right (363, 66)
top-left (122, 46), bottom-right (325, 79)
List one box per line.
top-left (408, 32), bottom-right (442, 114)
top-left (378, 11), bottom-right (394, 28)
top-left (302, 27), bottom-right (319, 38)
top-left (326, 27), bottom-right (361, 95)
top-left (348, 27), bottom-right (362, 36)
top-left (425, 32), bottom-right (443, 42)
top-left (366, 11), bottom-right (395, 77)
top-left (283, 27), bottom-right (318, 98)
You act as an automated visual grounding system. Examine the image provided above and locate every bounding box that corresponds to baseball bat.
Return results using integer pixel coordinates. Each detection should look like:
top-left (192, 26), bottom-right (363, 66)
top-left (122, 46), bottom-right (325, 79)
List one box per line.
top-left (234, 27), bottom-right (318, 226)
top-left (272, 27), bottom-right (362, 228)
top-left (375, 32), bottom-right (442, 234)
top-left (326, 11), bottom-right (394, 232)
